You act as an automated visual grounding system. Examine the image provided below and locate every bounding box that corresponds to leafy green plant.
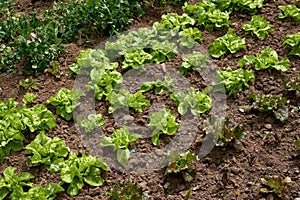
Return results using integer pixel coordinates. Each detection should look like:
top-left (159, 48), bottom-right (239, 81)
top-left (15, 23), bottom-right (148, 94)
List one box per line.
top-left (213, 67), bottom-right (255, 96)
top-left (87, 68), bottom-right (123, 101)
top-left (171, 87), bottom-right (212, 116)
top-left (76, 113), bottom-right (105, 133)
top-left (139, 76), bottom-right (174, 94)
top-left (10, 182), bottom-right (64, 200)
top-left (148, 109), bottom-right (180, 146)
top-left (108, 89), bottom-right (150, 113)
top-left (260, 176), bottom-right (291, 198)
top-left (238, 46), bottom-right (290, 71)
top-left (239, 92), bottom-right (289, 122)
top-left (278, 5), bottom-right (300, 22)
top-left (153, 13), bottom-right (196, 32)
top-left (0, 98), bottom-right (56, 162)
top-left (215, 117), bottom-right (245, 146)
top-left (122, 49), bottom-right (153, 70)
top-left (193, 0), bottom-right (264, 14)
top-left (283, 32), bottom-right (300, 57)
top-left (47, 88), bottom-right (85, 120)
top-left (25, 131), bottom-right (69, 173)
top-left (242, 15), bottom-right (273, 40)
top-left (60, 151), bottom-right (108, 196)
top-left (178, 27), bottom-right (203, 48)
top-left (0, 166), bottom-right (34, 200)
top-left (180, 52), bottom-right (210, 75)
top-left (165, 151), bottom-right (197, 182)
top-left (19, 77), bottom-right (41, 90)
top-left (281, 72), bottom-right (300, 92)
top-left (68, 49), bottom-right (118, 76)
top-left (22, 93), bottom-right (37, 106)
top-left (100, 126), bottom-right (140, 166)
top-left (107, 180), bottom-right (145, 200)
top-left (182, 2), bottom-right (230, 31)
top-left (208, 28), bottom-right (246, 58)
top-left (46, 61), bottom-right (62, 78)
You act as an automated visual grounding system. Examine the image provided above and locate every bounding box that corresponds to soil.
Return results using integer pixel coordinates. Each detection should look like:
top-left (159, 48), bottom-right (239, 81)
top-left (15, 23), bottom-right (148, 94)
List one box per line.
top-left (0, 0), bottom-right (300, 200)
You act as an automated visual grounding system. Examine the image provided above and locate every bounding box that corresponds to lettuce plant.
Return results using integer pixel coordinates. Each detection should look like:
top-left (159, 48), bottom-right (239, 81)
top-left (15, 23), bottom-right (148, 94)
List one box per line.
top-left (281, 72), bottom-right (300, 92)
top-left (171, 87), bottom-right (212, 116)
top-left (76, 113), bottom-right (105, 133)
top-left (0, 166), bottom-right (34, 200)
top-left (122, 49), bottom-right (153, 70)
top-left (242, 15), bottom-right (273, 40)
top-left (278, 5), bottom-right (300, 22)
top-left (47, 88), bottom-right (85, 120)
top-left (25, 131), bottom-right (69, 173)
top-left (180, 52), bottom-right (210, 75)
top-left (148, 109), bottom-right (180, 146)
top-left (213, 67), bottom-right (255, 96)
top-left (60, 151), bottom-right (108, 196)
top-left (260, 176), bottom-right (291, 198)
top-left (238, 46), bottom-right (290, 71)
top-left (208, 28), bottom-right (246, 58)
top-left (239, 92), bottom-right (289, 122)
top-left (100, 126), bottom-right (140, 166)
top-left (183, 2), bottom-right (230, 31)
top-left (139, 76), bottom-right (174, 94)
top-left (153, 13), bottom-right (196, 32)
top-left (9, 182), bottom-right (64, 200)
top-left (215, 117), bottom-right (245, 146)
top-left (108, 89), bottom-right (150, 113)
top-left (87, 69), bottom-right (123, 101)
top-left (107, 180), bottom-right (144, 200)
top-left (165, 151), bottom-right (197, 182)
top-left (283, 32), bottom-right (300, 57)
top-left (0, 98), bottom-right (56, 162)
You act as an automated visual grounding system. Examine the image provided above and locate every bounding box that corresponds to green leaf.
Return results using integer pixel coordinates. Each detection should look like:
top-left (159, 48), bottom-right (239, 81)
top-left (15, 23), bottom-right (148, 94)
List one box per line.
top-left (283, 32), bottom-right (300, 57)
top-left (242, 15), bottom-right (273, 40)
top-left (209, 28), bottom-right (245, 58)
top-left (117, 149), bottom-right (130, 166)
top-left (278, 5), bottom-right (300, 22)
top-left (213, 67), bottom-right (255, 96)
top-left (47, 88), bottom-right (84, 120)
top-left (238, 46), bottom-right (290, 71)
top-left (84, 167), bottom-right (104, 186)
top-left (148, 109), bottom-right (180, 146)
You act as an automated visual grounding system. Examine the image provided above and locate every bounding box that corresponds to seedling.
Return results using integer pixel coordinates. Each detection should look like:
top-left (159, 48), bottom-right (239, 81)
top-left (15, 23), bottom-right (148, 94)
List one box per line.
top-left (165, 151), bottom-right (197, 183)
top-left (76, 113), bottom-right (105, 133)
top-left (19, 77), bottom-right (40, 90)
top-left (239, 92), bottom-right (289, 122)
top-left (46, 60), bottom-right (62, 78)
top-left (148, 108), bottom-right (180, 146)
top-left (100, 126), bottom-right (140, 166)
top-left (260, 176), bottom-right (291, 198)
top-left (242, 15), bottom-right (273, 40)
top-left (47, 88), bottom-right (85, 120)
top-left (107, 180), bottom-right (147, 200)
top-left (216, 117), bottom-right (246, 147)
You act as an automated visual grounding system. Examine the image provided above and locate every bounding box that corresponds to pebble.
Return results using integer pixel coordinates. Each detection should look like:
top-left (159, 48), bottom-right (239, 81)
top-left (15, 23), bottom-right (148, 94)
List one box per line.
top-left (264, 124), bottom-right (272, 130)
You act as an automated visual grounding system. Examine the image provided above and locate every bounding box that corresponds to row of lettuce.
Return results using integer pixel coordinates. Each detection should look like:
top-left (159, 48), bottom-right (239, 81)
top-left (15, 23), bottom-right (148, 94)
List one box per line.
top-left (1, 0), bottom-right (300, 75)
top-left (1, 0), bottom-right (300, 199)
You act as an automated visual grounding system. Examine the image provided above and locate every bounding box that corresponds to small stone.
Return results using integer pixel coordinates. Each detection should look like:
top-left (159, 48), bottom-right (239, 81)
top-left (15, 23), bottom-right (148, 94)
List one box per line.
top-left (264, 124), bottom-right (272, 130)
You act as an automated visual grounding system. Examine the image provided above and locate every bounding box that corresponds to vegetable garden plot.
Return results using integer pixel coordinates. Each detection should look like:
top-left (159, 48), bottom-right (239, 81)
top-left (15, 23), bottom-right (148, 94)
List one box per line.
top-left (0, 0), bottom-right (300, 199)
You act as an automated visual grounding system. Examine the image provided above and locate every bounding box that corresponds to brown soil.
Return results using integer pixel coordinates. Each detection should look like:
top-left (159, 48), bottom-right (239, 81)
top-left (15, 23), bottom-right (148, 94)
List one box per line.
top-left (0, 0), bottom-right (300, 200)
